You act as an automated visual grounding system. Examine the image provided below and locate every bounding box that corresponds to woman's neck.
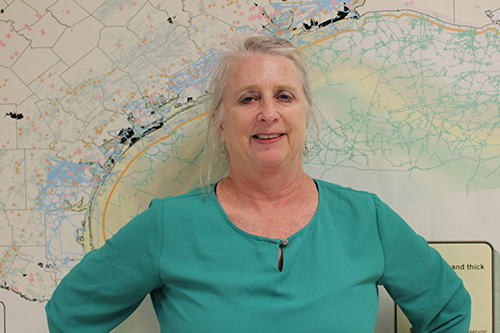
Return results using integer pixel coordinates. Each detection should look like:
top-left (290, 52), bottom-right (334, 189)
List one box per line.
top-left (221, 164), bottom-right (310, 203)
top-left (215, 164), bottom-right (318, 240)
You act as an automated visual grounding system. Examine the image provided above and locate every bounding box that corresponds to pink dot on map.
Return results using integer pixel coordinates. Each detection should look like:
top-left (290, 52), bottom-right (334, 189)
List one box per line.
top-left (6, 33), bottom-right (11, 39)
top-left (3, 97), bottom-right (7, 102)
top-left (133, 2), bottom-right (137, 6)
top-left (32, 127), bottom-right (37, 132)
top-left (98, 95), bottom-right (103, 100)
top-left (117, 43), bottom-right (122, 48)
top-left (68, 171), bottom-right (73, 176)
top-left (36, 13), bottom-right (43, 19)
top-left (33, 169), bottom-right (38, 173)
top-left (120, 6), bottom-right (124, 10)
top-left (84, 165), bottom-right (91, 170)
top-left (116, 88), bottom-right (121, 94)
top-left (62, 194), bottom-right (67, 199)
top-left (58, 120), bottom-right (63, 125)
top-left (26, 116), bottom-right (31, 121)
top-left (149, 24), bottom-right (154, 29)
top-left (14, 51), bottom-right (18, 56)
top-left (41, 29), bottom-right (46, 35)
top-left (135, 118), bottom-right (141, 122)
top-left (0, 41), bottom-right (5, 47)
top-left (50, 83), bottom-right (55, 88)
top-left (195, 83), bottom-right (199, 88)
top-left (66, 10), bottom-right (71, 14)
top-left (76, 149), bottom-right (82, 155)
top-left (89, 68), bottom-right (94, 73)
top-left (148, 97), bottom-right (154, 103)
top-left (475, 5), bottom-right (480, 9)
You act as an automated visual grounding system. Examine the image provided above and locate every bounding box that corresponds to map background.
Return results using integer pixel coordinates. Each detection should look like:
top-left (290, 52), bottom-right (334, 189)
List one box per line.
top-left (0, 0), bottom-right (499, 331)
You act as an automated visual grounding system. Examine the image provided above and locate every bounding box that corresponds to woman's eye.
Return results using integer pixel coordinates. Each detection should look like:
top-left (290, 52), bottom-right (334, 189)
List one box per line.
top-left (240, 95), bottom-right (256, 104)
top-left (277, 92), bottom-right (292, 101)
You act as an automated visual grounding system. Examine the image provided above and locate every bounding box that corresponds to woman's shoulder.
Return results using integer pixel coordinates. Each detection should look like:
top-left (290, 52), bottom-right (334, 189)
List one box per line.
top-left (146, 185), bottom-right (218, 221)
top-left (150, 185), bottom-right (210, 206)
top-left (314, 179), bottom-right (382, 218)
top-left (314, 178), bottom-right (377, 201)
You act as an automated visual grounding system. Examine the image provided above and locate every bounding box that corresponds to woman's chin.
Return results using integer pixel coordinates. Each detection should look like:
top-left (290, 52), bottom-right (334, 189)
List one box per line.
top-left (251, 151), bottom-right (301, 170)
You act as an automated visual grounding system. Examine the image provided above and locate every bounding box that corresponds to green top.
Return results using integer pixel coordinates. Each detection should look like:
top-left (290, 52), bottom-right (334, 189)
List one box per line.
top-left (45, 179), bottom-right (471, 332)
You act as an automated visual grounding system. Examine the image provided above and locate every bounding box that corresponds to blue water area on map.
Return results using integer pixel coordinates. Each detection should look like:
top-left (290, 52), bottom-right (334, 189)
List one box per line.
top-left (41, 159), bottom-right (95, 269)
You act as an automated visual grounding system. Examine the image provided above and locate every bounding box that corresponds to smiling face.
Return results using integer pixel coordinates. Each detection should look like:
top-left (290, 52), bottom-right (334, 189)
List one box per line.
top-left (219, 53), bottom-right (308, 174)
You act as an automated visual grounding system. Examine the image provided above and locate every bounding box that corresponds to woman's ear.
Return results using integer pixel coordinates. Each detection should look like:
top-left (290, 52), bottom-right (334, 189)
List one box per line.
top-left (219, 123), bottom-right (226, 144)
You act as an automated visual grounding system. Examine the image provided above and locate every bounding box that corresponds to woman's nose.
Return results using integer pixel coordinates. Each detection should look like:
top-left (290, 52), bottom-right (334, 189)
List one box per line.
top-left (258, 98), bottom-right (279, 122)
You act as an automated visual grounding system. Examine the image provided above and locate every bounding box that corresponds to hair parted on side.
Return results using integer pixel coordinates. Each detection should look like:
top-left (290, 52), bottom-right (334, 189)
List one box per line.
top-left (200, 34), bottom-right (318, 194)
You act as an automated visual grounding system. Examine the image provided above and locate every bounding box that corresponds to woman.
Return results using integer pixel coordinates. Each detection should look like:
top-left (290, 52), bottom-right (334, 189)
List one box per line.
top-left (45, 35), bottom-right (471, 332)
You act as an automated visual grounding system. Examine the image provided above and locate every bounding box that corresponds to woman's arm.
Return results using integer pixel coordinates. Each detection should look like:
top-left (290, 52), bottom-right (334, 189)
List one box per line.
top-left (373, 195), bottom-right (471, 332)
top-left (45, 198), bottom-right (165, 333)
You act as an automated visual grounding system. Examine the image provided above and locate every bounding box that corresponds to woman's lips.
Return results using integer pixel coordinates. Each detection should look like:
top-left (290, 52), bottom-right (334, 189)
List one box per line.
top-left (252, 133), bottom-right (285, 140)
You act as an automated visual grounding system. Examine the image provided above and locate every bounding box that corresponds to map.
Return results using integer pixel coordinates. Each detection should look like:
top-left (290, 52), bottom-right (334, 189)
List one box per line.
top-left (0, 0), bottom-right (499, 332)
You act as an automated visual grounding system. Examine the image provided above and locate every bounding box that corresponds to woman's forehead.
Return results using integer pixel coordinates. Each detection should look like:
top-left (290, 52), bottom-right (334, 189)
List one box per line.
top-left (226, 53), bottom-right (301, 89)
top-left (230, 53), bottom-right (297, 71)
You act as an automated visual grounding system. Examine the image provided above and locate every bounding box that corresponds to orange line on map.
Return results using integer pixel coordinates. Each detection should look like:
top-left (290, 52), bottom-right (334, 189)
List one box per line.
top-left (101, 112), bottom-right (208, 241)
top-left (300, 11), bottom-right (500, 52)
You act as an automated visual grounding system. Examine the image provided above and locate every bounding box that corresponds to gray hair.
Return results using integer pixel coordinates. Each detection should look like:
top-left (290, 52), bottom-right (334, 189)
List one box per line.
top-left (200, 34), bottom-right (317, 192)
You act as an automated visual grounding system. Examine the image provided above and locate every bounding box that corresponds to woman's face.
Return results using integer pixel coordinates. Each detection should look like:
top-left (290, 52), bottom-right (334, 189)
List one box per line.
top-left (219, 53), bottom-right (308, 173)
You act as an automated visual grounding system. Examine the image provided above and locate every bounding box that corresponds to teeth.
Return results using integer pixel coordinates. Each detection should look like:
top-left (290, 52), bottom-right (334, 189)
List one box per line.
top-left (255, 134), bottom-right (281, 139)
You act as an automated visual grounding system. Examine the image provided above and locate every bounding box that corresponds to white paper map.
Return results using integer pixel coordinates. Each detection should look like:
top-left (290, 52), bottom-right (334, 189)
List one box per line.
top-left (0, 0), bottom-right (499, 332)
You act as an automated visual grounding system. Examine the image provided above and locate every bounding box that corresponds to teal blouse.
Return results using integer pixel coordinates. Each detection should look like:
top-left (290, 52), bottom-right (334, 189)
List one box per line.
top-left (45, 180), bottom-right (471, 332)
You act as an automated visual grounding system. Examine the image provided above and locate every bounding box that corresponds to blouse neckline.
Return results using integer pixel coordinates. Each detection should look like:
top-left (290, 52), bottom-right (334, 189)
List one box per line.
top-left (210, 179), bottom-right (321, 244)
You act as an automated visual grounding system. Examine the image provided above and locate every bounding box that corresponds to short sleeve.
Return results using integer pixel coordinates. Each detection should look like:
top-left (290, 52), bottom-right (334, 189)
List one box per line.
top-left (45, 198), bottom-right (165, 333)
top-left (373, 194), bottom-right (471, 332)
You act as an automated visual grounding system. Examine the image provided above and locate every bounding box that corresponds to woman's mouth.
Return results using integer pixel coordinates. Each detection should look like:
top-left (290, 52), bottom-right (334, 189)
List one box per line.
top-left (253, 133), bottom-right (284, 140)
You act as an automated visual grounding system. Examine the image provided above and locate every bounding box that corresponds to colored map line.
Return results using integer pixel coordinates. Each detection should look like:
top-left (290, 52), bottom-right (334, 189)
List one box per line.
top-left (101, 112), bottom-right (208, 241)
top-left (300, 10), bottom-right (500, 52)
top-left (300, 9), bottom-right (500, 193)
